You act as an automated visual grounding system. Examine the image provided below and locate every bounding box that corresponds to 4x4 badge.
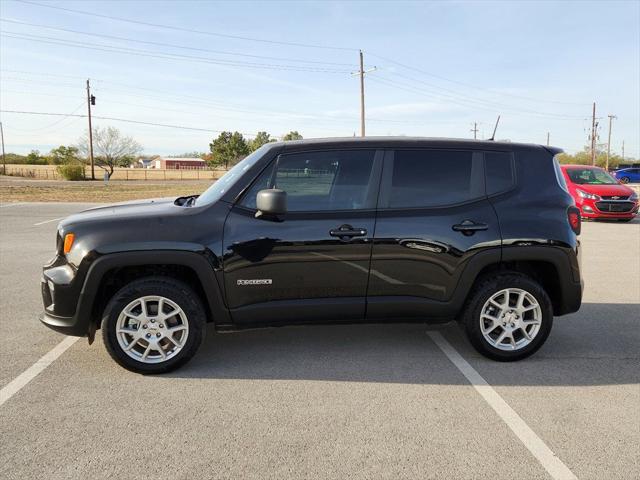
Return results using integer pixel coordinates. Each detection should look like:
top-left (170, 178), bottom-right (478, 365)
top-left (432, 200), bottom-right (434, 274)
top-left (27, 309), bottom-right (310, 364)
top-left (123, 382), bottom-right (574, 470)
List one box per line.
top-left (237, 279), bottom-right (273, 286)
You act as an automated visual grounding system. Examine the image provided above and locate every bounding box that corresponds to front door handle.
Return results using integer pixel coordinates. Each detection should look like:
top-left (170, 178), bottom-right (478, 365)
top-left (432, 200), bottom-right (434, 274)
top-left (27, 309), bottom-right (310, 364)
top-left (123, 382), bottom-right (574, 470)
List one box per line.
top-left (329, 224), bottom-right (367, 240)
top-left (452, 220), bottom-right (488, 236)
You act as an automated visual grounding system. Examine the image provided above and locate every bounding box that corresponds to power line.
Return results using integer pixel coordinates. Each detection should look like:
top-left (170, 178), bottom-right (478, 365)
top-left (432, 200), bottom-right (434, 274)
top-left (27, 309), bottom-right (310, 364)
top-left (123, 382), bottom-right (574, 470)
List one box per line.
top-left (1, 32), bottom-right (352, 73)
top-left (0, 75), bottom-right (456, 126)
top-left (0, 69), bottom-right (85, 80)
top-left (380, 69), bottom-right (585, 118)
top-left (0, 75), bottom-right (81, 88)
top-left (367, 51), bottom-right (590, 107)
top-left (11, 0), bottom-right (593, 115)
top-left (0, 18), bottom-right (356, 68)
top-left (368, 75), bottom-right (586, 120)
top-left (16, 0), bottom-right (358, 52)
top-left (2, 70), bottom-right (455, 126)
top-left (6, 102), bottom-right (85, 132)
top-left (0, 109), bottom-right (260, 137)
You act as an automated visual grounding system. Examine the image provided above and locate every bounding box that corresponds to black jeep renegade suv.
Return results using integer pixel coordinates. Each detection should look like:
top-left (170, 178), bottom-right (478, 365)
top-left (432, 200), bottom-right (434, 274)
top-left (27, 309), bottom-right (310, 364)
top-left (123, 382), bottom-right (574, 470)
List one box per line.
top-left (40, 138), bottom-right (583, 373)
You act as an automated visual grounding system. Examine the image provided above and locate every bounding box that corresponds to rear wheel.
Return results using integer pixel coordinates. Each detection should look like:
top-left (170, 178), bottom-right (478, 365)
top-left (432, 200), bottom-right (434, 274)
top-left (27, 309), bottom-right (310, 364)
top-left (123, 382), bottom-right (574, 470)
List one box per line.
top-left (460, 273), bottom-right (553, 361)
top-left (619, 176), bottom-right (630, 184)
top-left (102, 277), bottom-right (206, 374)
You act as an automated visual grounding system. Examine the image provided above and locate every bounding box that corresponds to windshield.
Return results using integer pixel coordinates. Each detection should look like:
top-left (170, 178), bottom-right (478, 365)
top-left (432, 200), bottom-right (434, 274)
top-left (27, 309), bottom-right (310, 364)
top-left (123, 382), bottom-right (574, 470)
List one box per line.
top-left (566, 168), bottom-right (618, 185)
top-left (195, 145), bottom-right (271, 206)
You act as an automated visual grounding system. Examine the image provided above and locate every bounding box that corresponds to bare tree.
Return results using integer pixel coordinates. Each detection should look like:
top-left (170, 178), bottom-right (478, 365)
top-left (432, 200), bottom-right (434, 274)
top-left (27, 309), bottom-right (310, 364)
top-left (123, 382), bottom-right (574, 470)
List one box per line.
top-left (78, 126), bottom-right (142, 178)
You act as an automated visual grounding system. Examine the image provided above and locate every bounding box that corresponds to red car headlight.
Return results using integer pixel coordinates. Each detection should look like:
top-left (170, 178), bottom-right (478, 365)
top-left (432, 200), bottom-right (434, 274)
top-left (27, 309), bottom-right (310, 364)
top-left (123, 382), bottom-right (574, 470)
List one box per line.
top-left (576, 189), bottom-right (600, 200)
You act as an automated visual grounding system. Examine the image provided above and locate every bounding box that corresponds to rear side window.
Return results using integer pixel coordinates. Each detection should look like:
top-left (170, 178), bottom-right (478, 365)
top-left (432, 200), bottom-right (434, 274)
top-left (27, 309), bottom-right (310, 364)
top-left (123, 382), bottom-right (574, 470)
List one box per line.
top-left (485, 152), bottom-right (515, 195)
top-left (382, 150), bottom-right (483, 208)
top-left (241, 149), bottom-right (377, 211)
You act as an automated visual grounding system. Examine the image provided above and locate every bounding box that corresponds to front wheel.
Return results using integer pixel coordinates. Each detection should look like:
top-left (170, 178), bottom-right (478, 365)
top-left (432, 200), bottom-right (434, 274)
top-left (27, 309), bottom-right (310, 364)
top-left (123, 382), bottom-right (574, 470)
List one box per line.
top-left (460, 274), bottom-right (553, 361)
top-left (619, 176), bottom-right (630, 184)
top-left (102, 277), bottom-right (206, 374)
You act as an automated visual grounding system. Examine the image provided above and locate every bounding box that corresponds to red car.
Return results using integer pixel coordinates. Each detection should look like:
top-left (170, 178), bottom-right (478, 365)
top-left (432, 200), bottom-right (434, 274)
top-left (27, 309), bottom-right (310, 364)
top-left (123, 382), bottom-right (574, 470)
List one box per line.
top-left (560, 165), bottom-right (638, 221)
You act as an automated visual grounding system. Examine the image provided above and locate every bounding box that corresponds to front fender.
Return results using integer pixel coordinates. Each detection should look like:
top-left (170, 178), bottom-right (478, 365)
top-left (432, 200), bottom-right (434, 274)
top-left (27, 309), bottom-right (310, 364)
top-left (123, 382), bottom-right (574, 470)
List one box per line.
top-left (42, 249), bottom-right (231, 338)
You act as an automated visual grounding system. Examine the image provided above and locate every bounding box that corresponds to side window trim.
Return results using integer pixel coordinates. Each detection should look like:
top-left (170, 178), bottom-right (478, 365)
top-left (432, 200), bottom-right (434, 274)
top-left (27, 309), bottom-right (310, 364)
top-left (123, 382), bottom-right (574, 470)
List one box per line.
top-left (378, 148), bottom-right (485, 210)
top-left (552, 154), bottom-right (569, 193)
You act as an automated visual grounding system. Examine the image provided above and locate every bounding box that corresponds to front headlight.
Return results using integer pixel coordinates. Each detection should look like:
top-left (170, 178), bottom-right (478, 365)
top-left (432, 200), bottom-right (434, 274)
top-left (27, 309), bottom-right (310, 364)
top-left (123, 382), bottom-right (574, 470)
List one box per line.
top-left (576, 189), bottom-right (600, 200)
top-left (630, 192), bottom-right (639, 202)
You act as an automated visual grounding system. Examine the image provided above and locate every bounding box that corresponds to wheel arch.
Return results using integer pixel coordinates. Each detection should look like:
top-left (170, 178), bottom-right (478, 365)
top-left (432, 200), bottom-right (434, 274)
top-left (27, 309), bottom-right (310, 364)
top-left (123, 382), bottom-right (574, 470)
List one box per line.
top-left (453, 246), bottom-right (582, 317)
top-left (78, 250), bottom-right (231, 339)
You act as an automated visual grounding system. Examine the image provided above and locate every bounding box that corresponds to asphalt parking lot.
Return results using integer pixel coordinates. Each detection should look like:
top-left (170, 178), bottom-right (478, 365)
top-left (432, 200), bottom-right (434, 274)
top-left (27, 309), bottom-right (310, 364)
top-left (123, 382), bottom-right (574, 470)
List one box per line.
top-left (0, 202), bottom-right (638, 480)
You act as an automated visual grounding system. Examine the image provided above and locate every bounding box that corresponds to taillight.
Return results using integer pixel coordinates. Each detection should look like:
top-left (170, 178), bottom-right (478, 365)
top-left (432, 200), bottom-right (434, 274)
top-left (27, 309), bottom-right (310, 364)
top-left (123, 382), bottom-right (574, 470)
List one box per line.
top-left (568, 206), bottom-right (581, 235)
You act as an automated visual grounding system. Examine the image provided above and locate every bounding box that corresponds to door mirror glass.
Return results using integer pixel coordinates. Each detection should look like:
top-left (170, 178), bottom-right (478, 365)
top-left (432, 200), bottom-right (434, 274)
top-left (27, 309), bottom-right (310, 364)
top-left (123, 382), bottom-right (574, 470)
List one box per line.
top-left (256, 189), bottom-right (287, 218)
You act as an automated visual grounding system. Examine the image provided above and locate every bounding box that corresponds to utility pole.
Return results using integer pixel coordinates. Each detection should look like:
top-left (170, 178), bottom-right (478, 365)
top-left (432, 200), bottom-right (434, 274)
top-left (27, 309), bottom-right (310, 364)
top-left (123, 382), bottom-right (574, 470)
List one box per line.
top-left (471, 122), bottom-right (478, 139)
top-left (605, 114), bottom-right (617, 171)
top-left (86, 79), bottom-right (95, 180)
top-left (359, 50), bottom-right (365, 137)
top-left (352, 51), bottom-right (376, 137)
top-left (590, 102), bottom-right (597, 166)
top-left (622, 140), bottom-right (625, 161)
top-left (546, 132), bottom-right (550, 146)
top-left (0, 121), bottom-right (5, 176)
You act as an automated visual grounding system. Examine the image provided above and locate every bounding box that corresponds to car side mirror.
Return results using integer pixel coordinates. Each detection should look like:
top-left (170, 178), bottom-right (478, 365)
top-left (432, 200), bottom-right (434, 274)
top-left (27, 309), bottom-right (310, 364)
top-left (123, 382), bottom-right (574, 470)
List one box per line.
top-left (255, 189), bottom-right (287, 219)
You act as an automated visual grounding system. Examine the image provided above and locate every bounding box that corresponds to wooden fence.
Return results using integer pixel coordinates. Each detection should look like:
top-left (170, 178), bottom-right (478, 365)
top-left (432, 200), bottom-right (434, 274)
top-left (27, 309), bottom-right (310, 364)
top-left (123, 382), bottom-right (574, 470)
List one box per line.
top-left (2, 164), bottom-right (227, 181)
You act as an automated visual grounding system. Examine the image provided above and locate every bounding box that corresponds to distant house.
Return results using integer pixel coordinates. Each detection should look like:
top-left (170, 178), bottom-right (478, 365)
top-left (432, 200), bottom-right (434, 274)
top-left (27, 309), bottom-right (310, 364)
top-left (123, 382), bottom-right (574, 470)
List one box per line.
top-left (154, 157), bottom-right (207, 169)
top-left (137, 158), bottom-right (154, 169)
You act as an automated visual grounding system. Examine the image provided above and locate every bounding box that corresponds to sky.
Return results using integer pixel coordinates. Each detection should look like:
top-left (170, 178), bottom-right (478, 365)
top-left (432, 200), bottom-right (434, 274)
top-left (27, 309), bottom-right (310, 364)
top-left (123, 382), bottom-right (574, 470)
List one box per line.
top-left (0, 0), bottom-right (639, 157)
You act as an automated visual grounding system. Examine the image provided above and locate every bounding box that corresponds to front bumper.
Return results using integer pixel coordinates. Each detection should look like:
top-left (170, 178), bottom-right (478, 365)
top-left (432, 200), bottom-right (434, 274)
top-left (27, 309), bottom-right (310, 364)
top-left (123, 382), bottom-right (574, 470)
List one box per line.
top-left (39, 310), bottom-right (88, 337)
top-left (576, 198), bottom-right (638, 219)
top-left (41, 260), bottom-right (91, 337)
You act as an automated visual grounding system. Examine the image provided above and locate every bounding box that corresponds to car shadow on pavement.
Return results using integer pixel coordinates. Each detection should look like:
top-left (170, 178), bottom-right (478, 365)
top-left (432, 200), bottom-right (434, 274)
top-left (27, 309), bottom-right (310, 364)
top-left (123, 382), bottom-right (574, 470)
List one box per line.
top-left (166, 302), bottom-right (640, 386)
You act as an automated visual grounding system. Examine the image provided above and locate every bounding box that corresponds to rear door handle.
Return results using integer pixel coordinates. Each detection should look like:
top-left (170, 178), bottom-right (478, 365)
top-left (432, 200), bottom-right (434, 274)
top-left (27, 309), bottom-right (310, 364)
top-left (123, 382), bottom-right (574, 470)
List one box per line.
top-left (452, 220), bottom-right (488, 235)
top-left (329, 224), bottom-right (367, 240)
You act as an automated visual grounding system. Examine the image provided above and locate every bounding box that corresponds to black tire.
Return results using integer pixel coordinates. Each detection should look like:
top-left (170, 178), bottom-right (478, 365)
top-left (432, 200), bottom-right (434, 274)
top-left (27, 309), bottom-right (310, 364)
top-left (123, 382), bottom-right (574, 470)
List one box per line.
top-left (619, 176), bottom-right (630, 184)
top-left (460, 273), bottom-right (553, 361)
top-left (101, 276), bottom-right (206, 374)
top-left (617, 218), bottom-right (635, 223)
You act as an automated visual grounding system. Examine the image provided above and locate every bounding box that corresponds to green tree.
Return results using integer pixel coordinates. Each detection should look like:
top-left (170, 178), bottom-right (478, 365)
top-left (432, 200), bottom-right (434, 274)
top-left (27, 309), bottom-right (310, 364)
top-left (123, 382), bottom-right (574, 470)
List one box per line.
top-left (77, 126), bottom-right (142, 178)
top-left (250, 131), bottom-right (276, 152)
top-left (48, 145), bottom-right (80, 165)
top-left (556, 146), bottom-right (629, 170)
top-left (282, 131), bottom-right (303, 141)
top-left (3, 153), bottom-right (27, 164)
top-left (25, 150), bottom-right (47, 165)
top-left (209, 131), bottom-right (250, 169)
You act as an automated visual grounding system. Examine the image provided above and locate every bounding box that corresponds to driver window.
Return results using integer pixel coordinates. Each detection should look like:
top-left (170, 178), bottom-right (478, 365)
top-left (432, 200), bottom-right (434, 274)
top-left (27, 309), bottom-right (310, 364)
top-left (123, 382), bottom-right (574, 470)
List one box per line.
top-left (241, 150), bottom-right (376, 211)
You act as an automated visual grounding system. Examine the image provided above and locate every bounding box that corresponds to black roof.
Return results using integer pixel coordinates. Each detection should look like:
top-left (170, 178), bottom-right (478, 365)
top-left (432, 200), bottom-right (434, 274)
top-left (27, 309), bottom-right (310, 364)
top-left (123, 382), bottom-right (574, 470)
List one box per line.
top-left (270, 136), bottom-right (561, 154)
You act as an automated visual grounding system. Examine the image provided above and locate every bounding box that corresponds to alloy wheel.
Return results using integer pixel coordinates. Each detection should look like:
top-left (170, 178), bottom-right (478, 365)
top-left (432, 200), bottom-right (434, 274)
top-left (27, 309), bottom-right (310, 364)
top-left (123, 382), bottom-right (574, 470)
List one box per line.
top-left (115, 295), bottom-right (189, 364)
top-left (479, 288), bottom-right (542, 351)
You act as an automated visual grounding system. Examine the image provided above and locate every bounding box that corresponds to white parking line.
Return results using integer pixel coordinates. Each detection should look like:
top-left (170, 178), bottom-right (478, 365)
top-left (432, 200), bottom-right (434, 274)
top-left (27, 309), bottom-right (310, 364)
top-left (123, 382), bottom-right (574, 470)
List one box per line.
top-left (0, 336), bottom-right (79, 407)
top-left (33, 217), bottom-right (64, 226)
top-left (428, 332), bottom-right (578, 480)
top-left (0, 202), bottom-right (25, 208)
